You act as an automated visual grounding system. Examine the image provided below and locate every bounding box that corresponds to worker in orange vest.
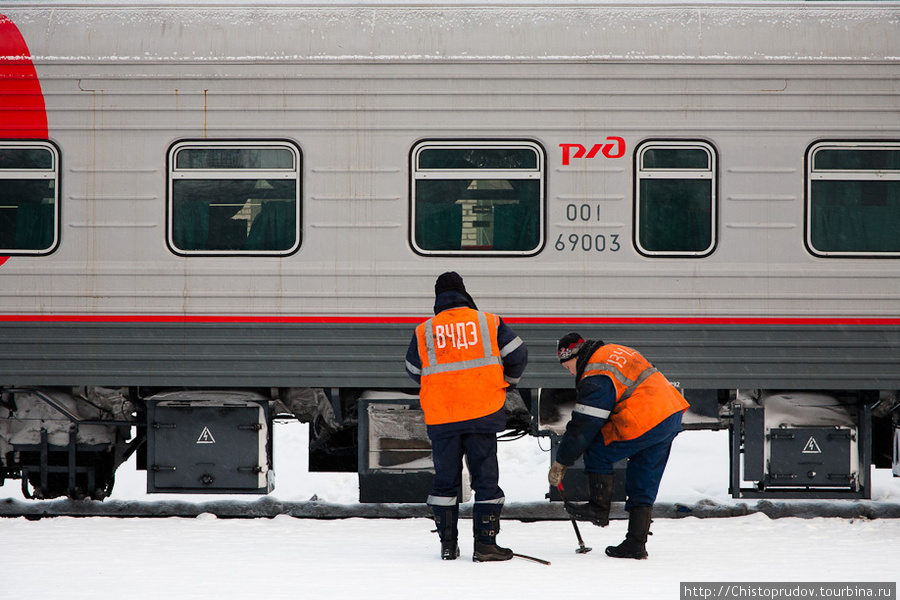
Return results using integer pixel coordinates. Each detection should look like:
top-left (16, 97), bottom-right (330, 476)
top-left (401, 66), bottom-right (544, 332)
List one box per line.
top-left (405, 272), bottom-right (528, 562)
top-left (548, 333), bottom-right (689, 559)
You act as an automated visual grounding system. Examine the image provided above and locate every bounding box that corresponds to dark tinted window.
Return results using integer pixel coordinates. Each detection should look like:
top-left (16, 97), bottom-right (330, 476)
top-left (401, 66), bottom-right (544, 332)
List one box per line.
top-left (635, 142), bottom-right (716, 257)
top-left (168, 142), bottom-right (301, 255)
top-left (412, 142), bottom-right (544, 255)
top-left (808, 143), bottom-right (900, 256)
top-left (0, 143), bottom-right (58, 254)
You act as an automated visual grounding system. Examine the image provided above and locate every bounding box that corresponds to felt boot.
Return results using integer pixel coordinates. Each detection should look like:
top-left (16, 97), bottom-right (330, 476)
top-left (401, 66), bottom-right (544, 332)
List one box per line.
top-left (565, 473), bottom-right (614, 527)
top-left (472, 504), bottom-right (513, 562)
top-left (605, 504), bottom-right (652, 559)
top-left (432, 505), bottom-right (460, 560)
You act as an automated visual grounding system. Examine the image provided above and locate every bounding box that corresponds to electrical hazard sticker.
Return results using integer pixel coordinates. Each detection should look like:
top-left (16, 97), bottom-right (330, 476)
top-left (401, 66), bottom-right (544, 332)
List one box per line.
top-left (802, 436), bottom-right (822, 454)
top-left (197, 427), bottom-right (216, 444)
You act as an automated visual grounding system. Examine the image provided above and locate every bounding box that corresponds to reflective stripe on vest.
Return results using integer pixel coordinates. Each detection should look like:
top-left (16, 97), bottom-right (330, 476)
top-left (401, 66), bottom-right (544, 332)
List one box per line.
top-left (499, 336), bottom-right (523, 358)
top-left (583, 361), bottom-right (659, 406)
top-left (573, 403), bottom-right (611, 420)
top-left (420, 311), bottom-right (501, 376)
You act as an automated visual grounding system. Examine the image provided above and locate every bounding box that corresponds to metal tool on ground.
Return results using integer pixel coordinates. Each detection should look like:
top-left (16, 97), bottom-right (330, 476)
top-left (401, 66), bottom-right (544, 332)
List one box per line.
top-left (557, 482), bottom-right (592, 554)
top-left (512, 552), bottom-right (551, 565)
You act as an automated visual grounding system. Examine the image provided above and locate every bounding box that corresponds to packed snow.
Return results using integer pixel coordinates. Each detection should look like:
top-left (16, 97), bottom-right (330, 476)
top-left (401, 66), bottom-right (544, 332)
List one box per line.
top-left (1, 423), bottom-right (898, 600)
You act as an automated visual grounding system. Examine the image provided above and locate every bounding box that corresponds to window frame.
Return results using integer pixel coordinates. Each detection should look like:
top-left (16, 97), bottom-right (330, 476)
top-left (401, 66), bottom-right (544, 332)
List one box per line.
top-left (0, 140), bottom-right (60, 256)
top-left (633, 139), bottom-right (717, 258)
top-left (166, 139), bottom-right (302, 257)
top-left (409, 139), bottom-right (546, 257)
top-left (805, 140), bottom-right (900, 258)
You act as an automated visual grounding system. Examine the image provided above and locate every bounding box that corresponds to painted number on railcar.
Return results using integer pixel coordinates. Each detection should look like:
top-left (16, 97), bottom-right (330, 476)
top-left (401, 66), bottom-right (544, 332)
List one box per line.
top-left (555, 233), bottom-right (620, 253)
top-left (557, 204), bottom-right (621, 252)
top-left (556, 138), bottom-right (626, 253)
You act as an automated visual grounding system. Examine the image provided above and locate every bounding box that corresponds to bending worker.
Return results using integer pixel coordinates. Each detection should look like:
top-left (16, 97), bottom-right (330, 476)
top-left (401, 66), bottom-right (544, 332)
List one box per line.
top-left (548, 333), bottom-right (688, 559)
top-left (405, 272), bottom-right (528, 562)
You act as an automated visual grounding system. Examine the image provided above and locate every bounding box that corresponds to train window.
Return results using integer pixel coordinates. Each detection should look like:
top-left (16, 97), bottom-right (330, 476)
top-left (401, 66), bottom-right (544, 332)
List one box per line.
top-left (410, 141), bottom-right (544, 256)
top-left (167, 141), bottom-right (301, 256)
top-left (634, 141), bottom-right (716, 257)
top-left (807, 142), bottom-right (900, 257)
top-left (0, 141), bottom-right (59, 255)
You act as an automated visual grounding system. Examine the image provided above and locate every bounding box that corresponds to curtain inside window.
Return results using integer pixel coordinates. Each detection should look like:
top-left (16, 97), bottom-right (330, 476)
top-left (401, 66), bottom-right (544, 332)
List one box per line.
top-left (414, 180), bottom-right (469, 251)
top-left (639, 179), bottom-right (712, 253)
top-left (247, 200), bottom-right (297, 251)
top-left (0, 180), bottom-right (55, 251)
top-left (173, 179), bottom-right (279, 251)
top-left (492, 181), bottom-right (540, 251)
top-left (810, 180), bottom-right (900, 252)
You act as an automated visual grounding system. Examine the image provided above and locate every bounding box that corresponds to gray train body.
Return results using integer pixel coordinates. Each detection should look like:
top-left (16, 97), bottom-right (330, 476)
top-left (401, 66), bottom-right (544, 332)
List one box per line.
top-left (0, 2), bottom-right (898, 502)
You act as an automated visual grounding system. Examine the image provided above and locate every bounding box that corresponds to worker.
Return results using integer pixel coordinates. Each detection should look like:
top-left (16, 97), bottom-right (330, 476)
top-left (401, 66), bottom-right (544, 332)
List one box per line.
top-left (548, 333), bottom-right (689, 559)
top-left (405, 272), bottom-right (528, 562)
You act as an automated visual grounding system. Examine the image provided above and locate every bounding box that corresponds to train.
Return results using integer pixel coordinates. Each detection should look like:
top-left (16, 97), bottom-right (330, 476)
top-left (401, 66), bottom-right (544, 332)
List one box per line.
top-left (1, 1), bottom-right (898, 505)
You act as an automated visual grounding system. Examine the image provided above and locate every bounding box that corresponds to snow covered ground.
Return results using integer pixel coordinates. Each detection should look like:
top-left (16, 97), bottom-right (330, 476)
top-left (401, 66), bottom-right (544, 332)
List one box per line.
top-left (2, 424), bottom-right (899, 600)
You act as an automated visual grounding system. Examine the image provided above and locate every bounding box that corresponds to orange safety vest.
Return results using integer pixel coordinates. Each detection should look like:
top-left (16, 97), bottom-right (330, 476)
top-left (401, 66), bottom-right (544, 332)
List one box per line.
top-left (415, 307), bottom-right (508, 426)
top-left (580, 344), bottom-right (689, 444)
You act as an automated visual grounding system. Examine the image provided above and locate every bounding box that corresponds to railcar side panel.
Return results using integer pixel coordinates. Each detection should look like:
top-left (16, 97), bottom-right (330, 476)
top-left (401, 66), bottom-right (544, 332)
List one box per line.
top-left (1, 321), bottom-right (899, 391)
top-left (0, 3), bottom-right (898, 501)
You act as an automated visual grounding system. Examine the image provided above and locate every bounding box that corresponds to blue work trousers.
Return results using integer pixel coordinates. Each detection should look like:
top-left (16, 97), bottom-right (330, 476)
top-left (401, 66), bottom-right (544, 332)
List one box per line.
top-left (583, 411), bottom-right (682, 510)
top-left (429, 432), bottom-right (504, 504)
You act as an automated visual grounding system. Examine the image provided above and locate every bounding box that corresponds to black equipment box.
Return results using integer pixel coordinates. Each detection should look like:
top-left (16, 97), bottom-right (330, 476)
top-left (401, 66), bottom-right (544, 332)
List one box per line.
top-left (768, 426), bottom-right (853, 486)
top-left (730, 397), bottom-right (871, 500)
top-left (146, 391), bottom-right (273, 494)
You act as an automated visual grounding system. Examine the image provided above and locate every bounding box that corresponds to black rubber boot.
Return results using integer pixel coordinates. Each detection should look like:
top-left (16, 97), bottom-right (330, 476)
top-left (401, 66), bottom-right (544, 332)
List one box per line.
top-left (605, 505), bottom-right (652, 559)
top-left (441, 540), bottom-right (461, 561)
top-left (565, 473), bottom-right (614, 527)
top-left (472, 505), bottom-right (513, 562)
top-left (432, 505), bottom-right (460, 560)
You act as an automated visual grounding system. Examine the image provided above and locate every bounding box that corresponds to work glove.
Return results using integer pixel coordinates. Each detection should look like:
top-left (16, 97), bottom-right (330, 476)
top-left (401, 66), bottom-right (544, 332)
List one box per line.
top-left (548, 461), bottom-right (568, 486)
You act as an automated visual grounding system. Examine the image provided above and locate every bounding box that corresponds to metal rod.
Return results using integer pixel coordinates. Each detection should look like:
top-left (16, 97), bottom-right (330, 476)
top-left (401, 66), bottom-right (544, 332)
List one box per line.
top-left (557, 482), bottom-right (592, 554)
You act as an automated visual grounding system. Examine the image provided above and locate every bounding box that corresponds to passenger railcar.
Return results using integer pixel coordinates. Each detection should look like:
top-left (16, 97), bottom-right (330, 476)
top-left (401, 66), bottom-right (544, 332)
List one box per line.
top-left (1, 2), bottom-right (898, 502)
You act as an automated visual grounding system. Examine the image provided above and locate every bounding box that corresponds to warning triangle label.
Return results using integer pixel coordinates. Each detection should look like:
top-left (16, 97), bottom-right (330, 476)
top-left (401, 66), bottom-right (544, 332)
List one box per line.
top-left (197, 427), bottom-right (216, 444)
top-left (802, 436), bottom-right (821, 454)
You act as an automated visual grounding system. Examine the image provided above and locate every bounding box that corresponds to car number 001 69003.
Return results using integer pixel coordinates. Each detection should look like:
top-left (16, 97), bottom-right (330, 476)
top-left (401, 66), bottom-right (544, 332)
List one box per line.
top-left (555, 233), bottom-right (620, 252)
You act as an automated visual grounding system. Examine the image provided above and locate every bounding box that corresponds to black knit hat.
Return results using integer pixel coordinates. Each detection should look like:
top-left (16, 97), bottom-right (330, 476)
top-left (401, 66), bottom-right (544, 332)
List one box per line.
top-left (557, 332), bottom-right (585, 363)
top-left (435, 271), bottom-right (467, 296)
top-left (433, 271), bottom-right (477, 311)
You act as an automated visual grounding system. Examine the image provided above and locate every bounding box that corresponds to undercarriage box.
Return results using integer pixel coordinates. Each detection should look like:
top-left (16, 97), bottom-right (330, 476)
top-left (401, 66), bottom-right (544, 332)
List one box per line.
top-left (768, 427), bottom-right (854, 486)
top-left (146, 391), bottom-right (272, 494)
